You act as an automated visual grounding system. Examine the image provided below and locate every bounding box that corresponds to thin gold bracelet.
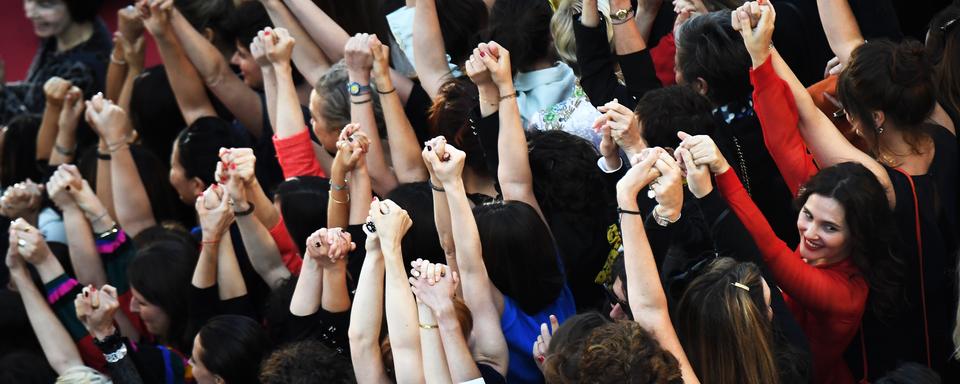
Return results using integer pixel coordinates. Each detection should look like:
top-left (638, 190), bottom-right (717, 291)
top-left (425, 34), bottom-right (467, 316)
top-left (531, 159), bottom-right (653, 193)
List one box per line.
top-left (330, 192), bottom-right (350, 204)
top-left (419, 323), bottom-right (439, 329)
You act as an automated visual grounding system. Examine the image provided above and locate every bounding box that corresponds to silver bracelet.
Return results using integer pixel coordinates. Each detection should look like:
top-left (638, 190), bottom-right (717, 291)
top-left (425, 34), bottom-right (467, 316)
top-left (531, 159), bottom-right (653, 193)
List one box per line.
top-left (103, 343), bottom-right (128, 363)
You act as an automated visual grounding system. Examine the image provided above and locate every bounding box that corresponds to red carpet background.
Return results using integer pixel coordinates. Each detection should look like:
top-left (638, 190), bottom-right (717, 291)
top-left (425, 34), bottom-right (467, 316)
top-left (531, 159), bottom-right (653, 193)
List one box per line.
top-left (2, 0), bottom-right (161, 82)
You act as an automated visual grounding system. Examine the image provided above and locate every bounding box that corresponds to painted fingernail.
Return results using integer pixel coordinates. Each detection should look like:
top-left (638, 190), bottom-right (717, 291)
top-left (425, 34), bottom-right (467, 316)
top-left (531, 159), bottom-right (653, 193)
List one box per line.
top-left (264, 31), bottom-right (271, 36)
top-left (426, 145), bottom-right (432, 151)
top-left (480, 51), bottom-right (485, 57)
top-left (230, 163), bottom-right (237, 170)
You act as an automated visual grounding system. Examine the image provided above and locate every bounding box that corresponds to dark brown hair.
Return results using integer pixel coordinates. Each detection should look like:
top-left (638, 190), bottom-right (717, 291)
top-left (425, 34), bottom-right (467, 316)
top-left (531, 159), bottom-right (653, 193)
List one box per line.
top-left (676, 258), bottom-right (779, 384)
top-left (427, 77), bottom-right (488, 176)
top-left (836, 40), bottom-right (936, 157)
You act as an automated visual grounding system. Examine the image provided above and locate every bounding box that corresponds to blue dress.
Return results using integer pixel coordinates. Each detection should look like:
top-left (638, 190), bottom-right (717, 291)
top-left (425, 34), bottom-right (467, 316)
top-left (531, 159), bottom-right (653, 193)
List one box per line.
top-left (500, 284), bottom-right (576, 383)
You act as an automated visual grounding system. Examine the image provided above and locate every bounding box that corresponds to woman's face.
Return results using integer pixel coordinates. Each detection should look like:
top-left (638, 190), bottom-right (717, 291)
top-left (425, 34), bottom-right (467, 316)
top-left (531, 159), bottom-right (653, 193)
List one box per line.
top-left (23, 0), bottom-right (72, 39)
top-left (169, 141), bottom-right (201, 205)
top-left (797, 194), bottom-right (850, 265)
top-left (130, 287), bottom-right (171, 339)
top-left (231, 43), bottom-right (263, 90)
top-left (309, 91), bottom-right (340, 153)
top-left (190, 334), bottom-right (220, 384)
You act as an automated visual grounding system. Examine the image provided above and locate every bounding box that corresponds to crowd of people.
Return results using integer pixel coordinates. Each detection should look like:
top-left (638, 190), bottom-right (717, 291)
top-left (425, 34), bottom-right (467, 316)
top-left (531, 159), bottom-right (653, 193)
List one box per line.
top-left (0, 0), bottom-right (958, 383)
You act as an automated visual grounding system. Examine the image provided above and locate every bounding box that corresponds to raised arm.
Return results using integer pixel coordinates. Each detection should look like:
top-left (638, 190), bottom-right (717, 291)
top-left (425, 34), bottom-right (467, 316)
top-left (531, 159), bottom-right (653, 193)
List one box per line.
top-left (260, 0), bottom-right (332, 87)
top-left (422, 139), bottom-right (457, 273)
top-left (282, 0), bottom-right (415, 101)
top-left (85, 94), bottom-right (156, 238)
top-left (476, 42), bottom-right (542, 216)
top-left (140, 1), bottom-right (217, 125)
top-left (371, 37), bottom-right (429, 182)
top-left (168, 7), bottom-right (264, 135)
top-left (425, 140), bottom-right (509, 375)
top-left (348, 230), bottom-right (392, 384)
top-left (212, 173), bottom-right (248, 301)
top-left (193, 186), bottom-right (232, 290)
top-left (372, 199), bottom-right (426, 384)
top-left (733, 5), bottom-right (893, 205)
top-left (412, 260), bottom-right (488, 382)
top-left (346, 34), bottom-right (400, 195)
top-left (36, 77), bottom-right (71, 161)
top-left (414, 0), bottom-right (454, 99)
top-left (46, 166), bottom-right (104, 287)
top-left (814, 0), bottom-right (863, 66)
top-left (263, 28), bottom-right (310, 142)
top-left (222, 149), bottom-right (291, 288)
top-left (327, 124), bottom-right (361, 229)
top-left (616, 150), bottom-right (699, 384)
top-left (49, 87), bottom-right (84, 166)
top-left (609, 0), bottom-right (649, 55)
top-left (6, 247), bottom-right (84, 375)
top-left (735, 4), bottom-right (815, 195)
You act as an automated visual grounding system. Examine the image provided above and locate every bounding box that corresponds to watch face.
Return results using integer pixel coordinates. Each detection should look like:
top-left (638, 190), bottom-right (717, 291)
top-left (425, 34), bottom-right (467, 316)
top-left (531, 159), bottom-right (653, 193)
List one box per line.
top-left (348, 82), bottom-right (361, 95)
top-left (615, 9), bottom-right (628, 19)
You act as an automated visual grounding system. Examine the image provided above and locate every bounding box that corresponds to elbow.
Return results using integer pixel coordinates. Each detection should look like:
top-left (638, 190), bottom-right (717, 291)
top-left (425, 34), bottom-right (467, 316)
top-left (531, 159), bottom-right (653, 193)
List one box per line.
top-left (348, 324), bottom-right (381, 349)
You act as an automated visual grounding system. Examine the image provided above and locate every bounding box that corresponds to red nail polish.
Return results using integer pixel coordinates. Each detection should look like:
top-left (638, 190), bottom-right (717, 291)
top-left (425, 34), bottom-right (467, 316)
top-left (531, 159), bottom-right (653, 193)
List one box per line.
top-left (230, 163), bottom-right (237, 170)
top-left (264, 31), bottom-right (271, 36)
top-left (479, 51), bottom-right (485, 57)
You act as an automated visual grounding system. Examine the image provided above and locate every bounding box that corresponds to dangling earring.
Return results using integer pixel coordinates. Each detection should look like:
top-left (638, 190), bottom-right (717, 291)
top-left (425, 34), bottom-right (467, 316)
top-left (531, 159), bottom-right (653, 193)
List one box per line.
top-left (876, 124), bottom-right (884, 135)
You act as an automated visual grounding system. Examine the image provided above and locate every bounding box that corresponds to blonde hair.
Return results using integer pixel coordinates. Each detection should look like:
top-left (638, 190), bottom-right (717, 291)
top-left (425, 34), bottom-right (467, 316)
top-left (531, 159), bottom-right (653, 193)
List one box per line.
top-left (56, 366), bottom-right (112, 384)
top-left (551, 0), bottom-right (613, 69)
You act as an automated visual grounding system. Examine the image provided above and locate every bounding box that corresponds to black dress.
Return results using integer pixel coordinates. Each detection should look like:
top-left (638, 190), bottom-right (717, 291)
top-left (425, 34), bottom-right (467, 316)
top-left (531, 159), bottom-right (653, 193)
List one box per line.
top-left (846, 124), bottom-right (959, 381)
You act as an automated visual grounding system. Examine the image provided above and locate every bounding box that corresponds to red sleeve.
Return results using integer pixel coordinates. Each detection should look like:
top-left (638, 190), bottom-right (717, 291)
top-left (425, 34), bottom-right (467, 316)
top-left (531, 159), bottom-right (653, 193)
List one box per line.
top-left (269, 215), bottom-right (303, 276)
top-left (78, 336), bottom-right (107, 372)
top-left (273, 130), bottom-right (325, 179)
top-left (649, 33), bottom-right (677, 86)
top-left (716, 169), bottom-right (866, 314)
top-left (750, 56), bottom-right (817, 197)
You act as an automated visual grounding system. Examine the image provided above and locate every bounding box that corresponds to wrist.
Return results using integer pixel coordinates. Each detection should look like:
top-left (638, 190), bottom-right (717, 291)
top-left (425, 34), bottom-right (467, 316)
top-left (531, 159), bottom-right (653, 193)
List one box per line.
top-left (348, 70), bottom-right (371, 84)
top-left (654, 204), bottom-right (680, 222)
top-left (92, 325), bottom-right (117, 341)
top-left (692, 184), bottom-right (713, 199)
top-left (616, 190), bottom-right (641, 209)
top-left (712, 161), bottom-right (731, 175)
top-left (433, 301), bottom-right (457, 320)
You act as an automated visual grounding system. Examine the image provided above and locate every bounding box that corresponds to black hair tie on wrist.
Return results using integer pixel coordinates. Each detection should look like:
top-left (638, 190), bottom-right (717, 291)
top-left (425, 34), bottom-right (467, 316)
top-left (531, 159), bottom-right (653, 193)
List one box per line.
top-left (365, 221), bottom-right (377, 233)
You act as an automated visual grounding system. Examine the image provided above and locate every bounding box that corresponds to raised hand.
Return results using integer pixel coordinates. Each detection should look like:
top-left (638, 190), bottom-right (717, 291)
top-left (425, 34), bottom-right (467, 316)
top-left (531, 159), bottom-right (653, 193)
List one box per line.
top-left (368, 35), bottom-right (392, 88)
top-left (368, 199), bottom-right (412, 249)
top-left (333, 124), bottom-right (370, 173)
top-left (409, 260), bottom-right (459, 309)
top-left (46, 167), bottom-right (79, 209)
top-left (55, 164), bottom-right (105, 221)
top-left (734, 1), bottom-right (775, 67)
top-left (117, 5), bottom-right (145, 42)
top-left (115, 31), bottom-right (147, 72)
top-left (476, 41), bottom-right (514, 91)
top-left (676, 147), bottom-right (713, 198)
top-left (262, 27), bottom-right (296, 67)
top-left (305, 228), bottom-right (356, 268)
top-left (616, 149), bottom-right (662, 202)
top-left (465, 50), bottom-right (494, 89)
top-left (58, 86), bottom-right (85, 134)
top-left (594, 99), bottom-right (643, 156)
top-left (250, 35), bottom-right (271, 68)
top-left (9, 218), bottom-right (52, 266)
top-left (422, 137), bottom-right (465, 185)
top-left (344, 33), bottom-right (375, 77)
top-left (676, 131), bottom-right (730, 174)
top-left (218, 148), bottom-right (257, 187)
top-left (363, 215), bottom-right (381, 252)
top-left (196, 185), bottom-right (234, 244)
top-left (43, 77), bottom-right (73, 107)
top-left (137, 0), bottom-right (173, 37)
top-left (533, 314), bottom-right (561, 372)
top-left (650, 149), bottom-right (684, 222)
top-left (74, 284), bottom-right (121, 340)
top-left (84, 93), bottom-right (129, 145)
top-left (5, 231), bottom-right (26, 273)
top-left (0, 180), bottom-right (44, 220)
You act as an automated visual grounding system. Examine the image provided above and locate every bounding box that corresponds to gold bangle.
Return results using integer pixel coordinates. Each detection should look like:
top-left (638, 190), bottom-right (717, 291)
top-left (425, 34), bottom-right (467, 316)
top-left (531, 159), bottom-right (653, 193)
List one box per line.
top-left (330, 192), bottom-right (350, 204)
top-left (419, 323), bottom-right (439, 329)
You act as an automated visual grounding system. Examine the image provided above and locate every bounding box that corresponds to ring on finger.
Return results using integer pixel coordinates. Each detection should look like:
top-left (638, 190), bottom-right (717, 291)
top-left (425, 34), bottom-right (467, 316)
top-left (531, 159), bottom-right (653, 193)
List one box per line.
top-left (379, 203), bottom-right (391, 215)
top-left (17, 239), bottom-right (27, 247)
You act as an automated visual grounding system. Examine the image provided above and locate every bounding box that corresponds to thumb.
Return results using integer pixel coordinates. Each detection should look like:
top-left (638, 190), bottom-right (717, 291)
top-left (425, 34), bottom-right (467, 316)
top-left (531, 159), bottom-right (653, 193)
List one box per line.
top-left (677, 131), bottom-right (691, 141)
top-left (678, 147), bottom-right (697, 170)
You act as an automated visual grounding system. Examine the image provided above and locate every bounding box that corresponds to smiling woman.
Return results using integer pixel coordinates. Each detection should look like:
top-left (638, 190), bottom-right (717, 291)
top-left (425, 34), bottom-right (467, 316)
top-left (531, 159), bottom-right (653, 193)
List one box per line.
top-left (0, 0), bottom-right (110, 125)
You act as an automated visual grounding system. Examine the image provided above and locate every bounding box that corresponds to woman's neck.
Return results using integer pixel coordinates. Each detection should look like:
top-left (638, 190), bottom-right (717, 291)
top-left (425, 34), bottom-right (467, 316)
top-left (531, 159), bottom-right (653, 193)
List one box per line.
top-left (875, 123), bottom-right (934, 172)
top-left (56, 21), bottom-right (94, 52)
top-left (462, 168), bottom-right (498, 197)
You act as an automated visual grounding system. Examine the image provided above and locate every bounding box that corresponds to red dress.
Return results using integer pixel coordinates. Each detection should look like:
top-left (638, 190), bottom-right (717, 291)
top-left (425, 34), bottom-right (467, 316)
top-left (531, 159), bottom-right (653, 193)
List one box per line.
top-left (718, 57), bottom-right (868, 384)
